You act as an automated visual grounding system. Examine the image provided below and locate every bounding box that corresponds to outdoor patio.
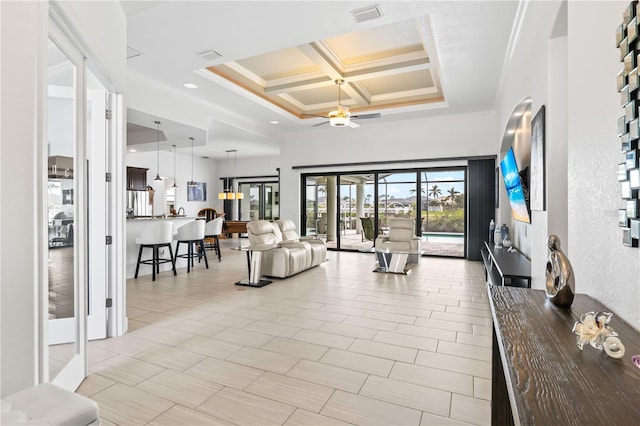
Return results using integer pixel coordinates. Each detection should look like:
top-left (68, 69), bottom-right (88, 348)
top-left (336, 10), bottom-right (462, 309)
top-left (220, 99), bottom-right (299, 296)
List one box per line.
top-left (320, 229), bottom-right (465, 258)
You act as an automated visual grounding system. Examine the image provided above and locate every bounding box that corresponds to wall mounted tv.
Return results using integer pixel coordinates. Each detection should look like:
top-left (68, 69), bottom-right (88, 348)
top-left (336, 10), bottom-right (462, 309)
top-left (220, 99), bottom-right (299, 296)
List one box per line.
top-left (500, 147), bottom-right (531, 224)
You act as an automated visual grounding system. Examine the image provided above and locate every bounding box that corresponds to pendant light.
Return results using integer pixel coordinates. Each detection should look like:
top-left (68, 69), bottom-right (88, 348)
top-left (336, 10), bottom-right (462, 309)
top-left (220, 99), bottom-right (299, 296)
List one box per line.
top-left (233, 150), bottom-right (244, 200)
top-left (153, 120), bottom-right (162, 181)
top-left (171, 144), bottom-right (178, 188)
top-left (217, 149), bottom-right (244, 199)
top-left (187, 137), bottom-right (196, 187)
top-left (218, 151), bottom-right (230, 199)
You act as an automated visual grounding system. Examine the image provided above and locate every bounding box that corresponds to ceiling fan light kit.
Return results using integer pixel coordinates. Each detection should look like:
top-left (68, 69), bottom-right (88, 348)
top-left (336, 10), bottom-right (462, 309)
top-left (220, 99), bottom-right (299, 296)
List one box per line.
top-left (309, 79), bottom-right (379, 128)
top-left (329, 109), bottom-right (351, 127)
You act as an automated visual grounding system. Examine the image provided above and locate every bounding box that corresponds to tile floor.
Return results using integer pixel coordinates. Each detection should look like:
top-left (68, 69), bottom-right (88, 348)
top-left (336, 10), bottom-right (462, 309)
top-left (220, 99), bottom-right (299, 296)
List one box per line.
top-left (79, 243), bottom-right (492, 425)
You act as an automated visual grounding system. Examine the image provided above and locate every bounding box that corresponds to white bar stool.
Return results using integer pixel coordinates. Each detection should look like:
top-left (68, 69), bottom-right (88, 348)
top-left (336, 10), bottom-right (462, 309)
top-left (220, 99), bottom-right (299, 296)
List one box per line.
top-left (204, 217), bottom-right (224, 262)
top-left (134, 221), bottom-right (176, 281)
top-left (174, 220), bottom-right (208, 272)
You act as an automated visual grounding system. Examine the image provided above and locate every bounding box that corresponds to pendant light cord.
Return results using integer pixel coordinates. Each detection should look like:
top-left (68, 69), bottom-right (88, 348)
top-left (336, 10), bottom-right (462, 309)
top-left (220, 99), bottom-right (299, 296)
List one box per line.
top-left (154, 121), bottom-right (162, 181)
top-left (190, 137), bottom-right (195, 185)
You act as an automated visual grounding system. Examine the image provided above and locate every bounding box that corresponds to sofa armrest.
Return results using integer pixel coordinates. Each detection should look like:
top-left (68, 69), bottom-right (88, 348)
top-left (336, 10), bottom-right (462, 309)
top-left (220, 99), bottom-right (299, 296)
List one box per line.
top-left (247, 243), bottom-right (278, 251)
top-left (279, 240), bottom-right (303, 248)
top-left (375, 235), bottom-right (388, 246)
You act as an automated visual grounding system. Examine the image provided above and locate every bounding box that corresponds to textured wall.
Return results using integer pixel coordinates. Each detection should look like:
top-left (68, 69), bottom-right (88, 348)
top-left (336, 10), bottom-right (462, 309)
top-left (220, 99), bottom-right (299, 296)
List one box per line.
top-left (568, 1), bottom-right (639, 328)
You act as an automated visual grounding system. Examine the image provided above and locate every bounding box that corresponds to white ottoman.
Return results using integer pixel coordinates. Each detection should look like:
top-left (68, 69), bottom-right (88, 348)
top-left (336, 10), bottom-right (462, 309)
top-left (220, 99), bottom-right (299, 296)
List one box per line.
top-left (1, 383), bottom-right (99, 425)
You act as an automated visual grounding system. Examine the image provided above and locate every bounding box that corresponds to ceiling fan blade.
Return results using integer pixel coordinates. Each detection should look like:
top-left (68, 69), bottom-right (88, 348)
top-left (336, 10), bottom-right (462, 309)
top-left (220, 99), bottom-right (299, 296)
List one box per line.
top-left (347, 121), bottom-right (360, 128)
top-left (312, 121), bottom-right (330, 127)
top-left (351, 113), bottom-right (381, 120)
top-left (302, 113), bottom-right (329, 118)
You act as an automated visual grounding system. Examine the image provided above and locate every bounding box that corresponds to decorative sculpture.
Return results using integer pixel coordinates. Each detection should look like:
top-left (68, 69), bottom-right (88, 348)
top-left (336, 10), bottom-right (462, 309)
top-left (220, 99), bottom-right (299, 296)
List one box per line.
top-left (545, 235), bottom-right (575, 307)
top-left (572, 311), bottom-right (626, 359)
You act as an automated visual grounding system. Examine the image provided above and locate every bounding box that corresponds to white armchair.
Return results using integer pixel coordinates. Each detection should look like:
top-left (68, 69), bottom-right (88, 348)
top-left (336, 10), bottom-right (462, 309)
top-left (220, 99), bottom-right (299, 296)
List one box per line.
top-left (375, 218), bottom-right (422, 264)
top-left (276, 219), bottom-right (327, 267)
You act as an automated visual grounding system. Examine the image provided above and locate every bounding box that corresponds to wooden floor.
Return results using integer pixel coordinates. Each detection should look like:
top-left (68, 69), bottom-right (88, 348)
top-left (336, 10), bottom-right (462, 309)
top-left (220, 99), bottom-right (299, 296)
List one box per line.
top-left (79, 241), bottom-right (491, 425)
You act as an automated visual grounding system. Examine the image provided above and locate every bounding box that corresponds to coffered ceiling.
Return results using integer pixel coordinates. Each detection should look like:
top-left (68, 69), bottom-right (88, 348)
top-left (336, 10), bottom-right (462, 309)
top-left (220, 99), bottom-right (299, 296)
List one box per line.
top-left (123, 1), bottom-right (519, 158)
top-left (207, 16), bottom-right (443, 119)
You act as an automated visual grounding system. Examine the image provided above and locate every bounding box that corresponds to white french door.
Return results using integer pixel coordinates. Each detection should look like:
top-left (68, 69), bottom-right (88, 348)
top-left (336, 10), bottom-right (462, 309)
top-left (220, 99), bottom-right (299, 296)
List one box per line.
top-left (46, 22), bottom-right (87, 390)
top-left (46, 23), bottom-right (115, 394)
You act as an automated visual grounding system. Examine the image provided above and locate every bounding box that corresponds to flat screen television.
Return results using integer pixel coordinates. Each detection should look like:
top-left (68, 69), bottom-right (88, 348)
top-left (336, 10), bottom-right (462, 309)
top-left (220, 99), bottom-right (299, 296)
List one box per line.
top-left (500, 148), bottom-right (531, 224)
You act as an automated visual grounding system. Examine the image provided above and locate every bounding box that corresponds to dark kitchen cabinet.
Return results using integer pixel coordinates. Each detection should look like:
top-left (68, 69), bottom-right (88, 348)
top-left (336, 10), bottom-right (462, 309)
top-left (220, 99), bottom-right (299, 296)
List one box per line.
top-left (127, 166), bottom-right (148, 190)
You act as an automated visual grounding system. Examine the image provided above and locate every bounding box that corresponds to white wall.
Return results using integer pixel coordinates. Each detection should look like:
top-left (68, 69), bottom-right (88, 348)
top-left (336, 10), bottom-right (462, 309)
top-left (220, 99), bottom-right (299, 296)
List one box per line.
top-left (567, 1), bottom-right (639, 327)
top-left (494, 0), bottom-right (639, 329)
top-left (0, 1), bottom-right (44, 396)
top-left (493, 0), bottom-right (565, 290)
top-left (0, 1), bottom-right (126, 395)
top-left (127, 151), bottom-right (217, 217)
top-left (278, 111), bottom-right (498, 224)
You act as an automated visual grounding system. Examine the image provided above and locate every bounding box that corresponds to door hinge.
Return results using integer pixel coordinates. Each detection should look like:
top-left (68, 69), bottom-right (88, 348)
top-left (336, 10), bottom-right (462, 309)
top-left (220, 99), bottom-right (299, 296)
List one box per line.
top-left (106, 235), bottom-right (113, 245)
top-left (105, 109), bottom-right (112, 120)
top-left (106, 172), bottom-right (112, 182)
top-left (106, 298), bottom-right (113, 308)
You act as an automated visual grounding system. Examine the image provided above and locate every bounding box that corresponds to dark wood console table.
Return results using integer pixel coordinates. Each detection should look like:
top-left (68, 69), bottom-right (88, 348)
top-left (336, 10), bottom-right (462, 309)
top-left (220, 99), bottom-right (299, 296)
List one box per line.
top-left (481, 241), bottom-right (531, 287)
top-left (489, 286), bottom-right (640, 425)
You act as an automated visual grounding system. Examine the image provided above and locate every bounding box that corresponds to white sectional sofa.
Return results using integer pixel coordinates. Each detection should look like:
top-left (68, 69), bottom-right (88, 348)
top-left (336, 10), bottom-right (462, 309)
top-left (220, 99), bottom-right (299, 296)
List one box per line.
top-left (246, 219), bottom-right (327, 278)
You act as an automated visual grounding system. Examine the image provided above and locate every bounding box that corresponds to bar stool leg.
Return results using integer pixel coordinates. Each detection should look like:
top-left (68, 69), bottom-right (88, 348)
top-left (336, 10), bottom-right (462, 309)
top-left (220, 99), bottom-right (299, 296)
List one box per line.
top-left (135, 245), bottom-right (144, 278)
top-left (152, 245), bottom-right (157, 281)
top-left (200, 239), bottom-right (209, 269)
top-left (168, 243), bottom-right (177, 275)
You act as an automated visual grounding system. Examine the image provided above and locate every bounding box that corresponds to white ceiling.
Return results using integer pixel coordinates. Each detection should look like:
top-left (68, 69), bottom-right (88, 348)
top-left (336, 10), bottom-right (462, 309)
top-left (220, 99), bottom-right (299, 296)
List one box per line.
top-left (123, 1), bottom-right (519, 159)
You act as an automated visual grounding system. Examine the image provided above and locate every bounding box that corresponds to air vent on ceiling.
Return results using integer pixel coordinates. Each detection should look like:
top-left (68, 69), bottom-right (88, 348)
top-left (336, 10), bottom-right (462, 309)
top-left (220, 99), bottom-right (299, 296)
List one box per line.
top-left (351, 4), bottom-right (383, 23)
top-left (127, 46), bottom-right (142, 59)
top-left (197, 49), bottom-right (223, 61)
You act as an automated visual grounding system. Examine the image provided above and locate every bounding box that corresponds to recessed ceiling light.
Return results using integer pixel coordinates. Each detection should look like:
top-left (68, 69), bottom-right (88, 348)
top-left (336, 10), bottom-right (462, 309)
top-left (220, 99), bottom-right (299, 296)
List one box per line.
top-left (183, 83), bottom-right (198, 89)
top-left (128, 149), bottom-right (137, 152)
top-left (269, 120), bottom-right (280, 124)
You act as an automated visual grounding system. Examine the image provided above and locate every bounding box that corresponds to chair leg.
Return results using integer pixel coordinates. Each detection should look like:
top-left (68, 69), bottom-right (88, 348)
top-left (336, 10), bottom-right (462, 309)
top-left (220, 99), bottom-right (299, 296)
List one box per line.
top-left (168, 243), bottom-right (177, 275)
top-left (187, 242), bottom-right (191, 270)
top-left (174, 241), bottom-right (181, 264)
top-left (135, 245), bottom-right (144, 278)
top-left (152, 245), bottom-right (157, 281)
top-left (215, 236), bottom-right (221, 262)
top-left (200, 239), bottom-right (209, 269)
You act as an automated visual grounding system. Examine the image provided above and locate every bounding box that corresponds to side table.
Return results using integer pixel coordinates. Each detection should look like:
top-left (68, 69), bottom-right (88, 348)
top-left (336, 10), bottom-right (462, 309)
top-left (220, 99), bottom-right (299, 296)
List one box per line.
top-left (373, 248), bottom-right (410, 274)
top-left (235, 244), bottom-right (273, 288)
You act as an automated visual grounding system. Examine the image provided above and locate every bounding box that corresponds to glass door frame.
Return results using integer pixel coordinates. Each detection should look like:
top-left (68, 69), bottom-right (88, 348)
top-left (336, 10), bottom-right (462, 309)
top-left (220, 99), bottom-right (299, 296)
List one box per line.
top-left (301, 166), bottom-right (467, 257)
top-left (238, 180), bottom-right (279, 221)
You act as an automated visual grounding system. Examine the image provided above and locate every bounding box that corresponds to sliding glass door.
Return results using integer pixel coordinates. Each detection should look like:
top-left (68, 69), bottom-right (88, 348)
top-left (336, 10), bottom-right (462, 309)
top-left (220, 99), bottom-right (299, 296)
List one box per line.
top-left (238, 181), bottom-right (279, 221)
top-left (302, 167), bottom-right (466, 257)
top-left (421, 170), bottom-right (465, 257)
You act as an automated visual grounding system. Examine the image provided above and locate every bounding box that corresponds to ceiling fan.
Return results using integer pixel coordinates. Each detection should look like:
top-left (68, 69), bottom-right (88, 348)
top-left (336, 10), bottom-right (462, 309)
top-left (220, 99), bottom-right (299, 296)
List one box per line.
top-left (306, 79), bottom-right (381, 128)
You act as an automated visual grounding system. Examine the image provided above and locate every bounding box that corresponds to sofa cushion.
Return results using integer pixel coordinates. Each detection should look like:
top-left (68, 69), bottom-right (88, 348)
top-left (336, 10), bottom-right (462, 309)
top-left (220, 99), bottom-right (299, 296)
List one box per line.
top-left (388, 227), bottom-right (414, 242)
top-left (247, 220), bottom-right (281, 246)
top-left (276, 219), bottom-right (300, 242)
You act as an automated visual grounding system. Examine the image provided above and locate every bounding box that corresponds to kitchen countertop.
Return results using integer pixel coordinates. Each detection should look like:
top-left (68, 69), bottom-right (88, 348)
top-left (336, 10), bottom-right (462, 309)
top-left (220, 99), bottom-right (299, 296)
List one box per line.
top-left (127, 215), bottom-right (192, 220)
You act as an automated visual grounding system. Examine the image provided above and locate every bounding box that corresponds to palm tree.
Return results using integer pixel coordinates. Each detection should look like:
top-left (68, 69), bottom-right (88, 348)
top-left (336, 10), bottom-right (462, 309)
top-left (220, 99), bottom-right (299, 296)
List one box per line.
top-left (446, 187), bottom-right (460, 210)
top-left (423, 185), bottom-right (442, 233)
top-left (428, 185), bottom-right (442, 204)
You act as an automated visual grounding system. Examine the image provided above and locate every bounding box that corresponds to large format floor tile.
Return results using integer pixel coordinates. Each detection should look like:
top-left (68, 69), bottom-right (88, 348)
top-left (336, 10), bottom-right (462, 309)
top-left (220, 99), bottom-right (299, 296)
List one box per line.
top-left (84, 247), bottom-right (492, 425)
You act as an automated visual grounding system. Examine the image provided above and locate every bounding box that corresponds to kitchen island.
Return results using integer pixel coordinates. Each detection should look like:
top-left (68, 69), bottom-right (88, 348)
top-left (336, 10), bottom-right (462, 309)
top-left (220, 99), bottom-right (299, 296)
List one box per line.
top-left (126, 216), bottom-right (198, 278)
